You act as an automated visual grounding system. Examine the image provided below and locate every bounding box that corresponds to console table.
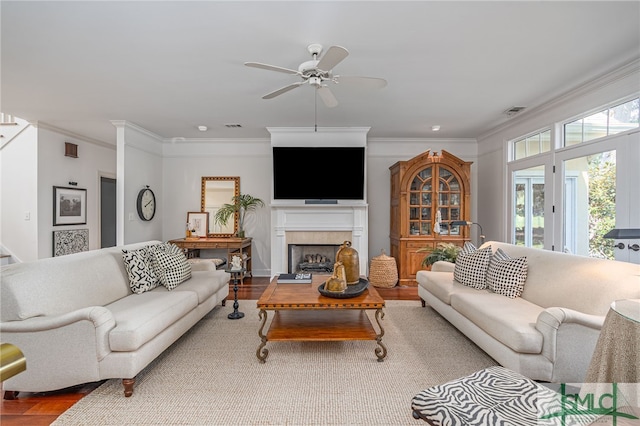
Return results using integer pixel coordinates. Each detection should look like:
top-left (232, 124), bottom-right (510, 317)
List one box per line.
top-left (169, 237), bottom-right (252, 277)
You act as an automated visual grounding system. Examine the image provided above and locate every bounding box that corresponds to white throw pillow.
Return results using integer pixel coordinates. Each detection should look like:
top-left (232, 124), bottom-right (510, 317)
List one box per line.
top-left (486, 248), bottom-right (528, 298)
top-left (122, 247), bottom-right (160, 294)
top-left (149, 243), bottom-right (192, 290)
top-left (453, 242), bottom-right (492, 289)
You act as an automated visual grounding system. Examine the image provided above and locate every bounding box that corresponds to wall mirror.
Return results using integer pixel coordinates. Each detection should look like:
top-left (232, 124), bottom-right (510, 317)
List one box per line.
top-left (201, 176), bottom-right (240, 237)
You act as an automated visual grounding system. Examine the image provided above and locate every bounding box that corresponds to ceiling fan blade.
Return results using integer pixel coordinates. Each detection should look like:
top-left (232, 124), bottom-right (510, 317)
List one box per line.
top-left (262, 82), bottom-right (304, 99)
top-left (316, 45), bottom-right (349, 71)
top-left (245, 62), bottom-right (299, 75)
top-left (317, 86), bottom-right (338, 108)
top-left (334, 75), bottom-right (388, 89)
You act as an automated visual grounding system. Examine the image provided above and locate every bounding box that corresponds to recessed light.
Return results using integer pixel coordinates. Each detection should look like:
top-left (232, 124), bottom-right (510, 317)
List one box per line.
top-left (431, 125), bottom-right (441, 132)
top-left (197, 125), bottom-right (208, 132)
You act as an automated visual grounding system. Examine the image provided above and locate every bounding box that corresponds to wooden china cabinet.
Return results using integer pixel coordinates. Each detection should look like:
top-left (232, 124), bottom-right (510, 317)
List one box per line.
top-left (389, 150), bottom-right (472, 286)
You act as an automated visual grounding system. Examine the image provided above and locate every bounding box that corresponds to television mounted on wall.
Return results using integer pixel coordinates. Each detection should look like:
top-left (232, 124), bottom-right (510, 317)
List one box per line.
top-left (272, 146), bottom-right (365, 201)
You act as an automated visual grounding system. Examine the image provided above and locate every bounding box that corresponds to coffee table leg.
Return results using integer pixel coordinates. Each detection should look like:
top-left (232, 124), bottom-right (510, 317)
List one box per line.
top-left (256, 309), bottom-right (269, 363)
top-left (374, 308), bottom-right (387, 362)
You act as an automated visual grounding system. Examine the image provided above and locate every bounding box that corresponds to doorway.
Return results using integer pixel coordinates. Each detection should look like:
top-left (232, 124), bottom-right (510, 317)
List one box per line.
top-left (100, 176), bottom-right (116, 248)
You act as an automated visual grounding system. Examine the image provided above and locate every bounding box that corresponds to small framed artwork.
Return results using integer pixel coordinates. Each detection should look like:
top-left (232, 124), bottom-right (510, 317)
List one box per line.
top-left (187, 212), bottom-right (209, 237)
top-left (53, 229), bottom-right (89, 256)
top-left (53, 186), bottom-right (87, 226)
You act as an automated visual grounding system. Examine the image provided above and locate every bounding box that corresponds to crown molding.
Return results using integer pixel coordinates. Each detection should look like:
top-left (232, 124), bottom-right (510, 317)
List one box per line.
top-left (33, 121), bottom-right (114, 149)
top-left (478, 58), bottom-right (640, 141)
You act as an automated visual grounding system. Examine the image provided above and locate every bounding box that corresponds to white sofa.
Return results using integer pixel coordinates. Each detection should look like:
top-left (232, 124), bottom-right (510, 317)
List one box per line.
top-left (417, 241), bottom-right (640, 383)
top-left (0, 241), bottom-right (230, 398)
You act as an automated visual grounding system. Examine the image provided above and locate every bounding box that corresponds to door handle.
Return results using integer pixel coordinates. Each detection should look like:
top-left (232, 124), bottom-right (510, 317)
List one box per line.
top-left (629, 244), bottom-right (640, 252)
top-left (614, 242), bottom-right (625, 249)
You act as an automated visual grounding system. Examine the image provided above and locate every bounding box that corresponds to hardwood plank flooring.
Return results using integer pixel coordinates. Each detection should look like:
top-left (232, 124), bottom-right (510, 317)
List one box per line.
top-left (1, 276), bottom-right (419, 425)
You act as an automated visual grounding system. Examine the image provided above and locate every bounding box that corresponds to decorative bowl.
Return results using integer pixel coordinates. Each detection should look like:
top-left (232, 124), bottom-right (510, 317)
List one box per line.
top-left (318, 278), bottom-right (369, 299)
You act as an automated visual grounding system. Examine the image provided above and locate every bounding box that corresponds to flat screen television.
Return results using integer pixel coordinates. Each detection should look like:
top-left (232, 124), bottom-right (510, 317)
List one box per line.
top-left (273, 146), bottom-right (365, 201)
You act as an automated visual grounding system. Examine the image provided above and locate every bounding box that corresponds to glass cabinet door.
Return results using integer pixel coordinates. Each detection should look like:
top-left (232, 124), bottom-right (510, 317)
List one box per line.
top-left (407, 165), bottom-right (462, 236)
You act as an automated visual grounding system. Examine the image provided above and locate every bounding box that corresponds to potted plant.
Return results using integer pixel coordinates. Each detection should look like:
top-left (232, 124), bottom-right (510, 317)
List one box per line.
top-left (214, 193), bottom-right (265, 238)
top-left (417, 242), bottom-right (462, 267)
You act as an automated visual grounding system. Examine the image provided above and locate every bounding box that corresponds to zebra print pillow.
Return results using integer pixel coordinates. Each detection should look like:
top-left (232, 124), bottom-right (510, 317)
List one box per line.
top-left (486, 248), bottom-right (528, 298)
top-left (453, 242), bottom-right (492, 289)
top-left (122, 247), bottom-right (159, 294)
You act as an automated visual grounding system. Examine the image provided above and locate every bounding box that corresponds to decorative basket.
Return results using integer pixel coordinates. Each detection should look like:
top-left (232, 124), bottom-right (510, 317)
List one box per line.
top-left (368, 249), bottom-right (398, 288)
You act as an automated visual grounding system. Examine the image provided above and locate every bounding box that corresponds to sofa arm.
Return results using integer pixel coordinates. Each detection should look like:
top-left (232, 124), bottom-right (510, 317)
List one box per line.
top-left (536, 307), bottom-right (605, 382)
top-left (431, 261), bottom-right (455, 273)
top-left (1, 306), bottom-right (116, 361)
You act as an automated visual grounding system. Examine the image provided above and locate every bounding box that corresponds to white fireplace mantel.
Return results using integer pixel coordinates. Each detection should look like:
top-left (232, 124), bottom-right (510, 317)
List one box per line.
top-left (270, 202), bottom-right (368, 278)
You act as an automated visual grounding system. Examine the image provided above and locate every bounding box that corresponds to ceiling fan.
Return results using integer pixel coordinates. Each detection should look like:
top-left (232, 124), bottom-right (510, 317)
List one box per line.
top-left (245, 44), bottom-right (387, 108)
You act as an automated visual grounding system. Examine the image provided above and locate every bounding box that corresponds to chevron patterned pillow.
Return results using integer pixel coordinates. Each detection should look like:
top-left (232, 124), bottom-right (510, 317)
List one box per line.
top-left (122, 247), bottom-right (160, 294)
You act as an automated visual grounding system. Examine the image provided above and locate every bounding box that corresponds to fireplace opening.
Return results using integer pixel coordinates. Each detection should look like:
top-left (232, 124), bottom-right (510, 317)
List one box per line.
top-left (287, 244), bottom-right (340, 273)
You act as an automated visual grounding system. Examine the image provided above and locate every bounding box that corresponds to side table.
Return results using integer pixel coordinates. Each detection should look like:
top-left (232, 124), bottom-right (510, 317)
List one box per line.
top-left (227, 268), bottom-right (245, 320)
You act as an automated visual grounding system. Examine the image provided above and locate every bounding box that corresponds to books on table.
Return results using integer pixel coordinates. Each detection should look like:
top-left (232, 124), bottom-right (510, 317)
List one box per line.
top-left (277, 273), bottom-right (312, 284)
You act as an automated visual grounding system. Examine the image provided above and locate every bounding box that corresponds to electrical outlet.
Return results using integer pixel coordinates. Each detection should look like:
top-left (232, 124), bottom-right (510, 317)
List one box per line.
top-left (128, 213), bottom-right (134, 221)
top-left (24, 211), bottom-right (30, 221)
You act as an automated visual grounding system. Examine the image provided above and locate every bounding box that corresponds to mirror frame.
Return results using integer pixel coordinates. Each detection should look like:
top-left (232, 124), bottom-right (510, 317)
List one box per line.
top-left (201, 176), bottom-right (240, 237)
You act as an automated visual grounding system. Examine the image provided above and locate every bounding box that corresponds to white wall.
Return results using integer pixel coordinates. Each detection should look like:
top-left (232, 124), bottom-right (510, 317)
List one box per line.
top-left (476, 59), bottom-right (640, 244)
top-left (162, 139), bottom-right (272, 275)
top-left (113, 121), bottom-right (164, 244)
top-left (0, 124), bottom-right (38, 262)
top-left (37, 125), bottom-right (117, 258)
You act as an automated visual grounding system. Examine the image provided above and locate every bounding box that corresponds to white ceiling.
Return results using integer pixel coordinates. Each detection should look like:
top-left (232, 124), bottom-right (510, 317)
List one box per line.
top-left (2, 1), bottom-right (639, 144)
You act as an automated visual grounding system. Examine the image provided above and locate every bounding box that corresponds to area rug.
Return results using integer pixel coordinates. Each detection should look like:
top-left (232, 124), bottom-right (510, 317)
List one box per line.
top-left (53, 300), bottom-right (497, 425)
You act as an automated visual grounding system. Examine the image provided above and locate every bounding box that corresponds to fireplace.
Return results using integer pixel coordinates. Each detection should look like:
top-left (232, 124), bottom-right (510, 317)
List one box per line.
top-left (270, 204), bottom-right (369, 277)
top-left (288, 244), bottom-right (340, 273)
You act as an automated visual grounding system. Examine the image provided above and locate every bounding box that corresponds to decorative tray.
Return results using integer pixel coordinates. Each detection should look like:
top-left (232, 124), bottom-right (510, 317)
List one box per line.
top-left (318, 278), bottom-right (369, 299)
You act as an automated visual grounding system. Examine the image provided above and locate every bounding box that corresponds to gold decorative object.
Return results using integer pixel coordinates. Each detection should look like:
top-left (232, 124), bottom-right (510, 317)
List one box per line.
top-left (336, 241), bottom-right (360, 285)
top-left (325, 261), bottom-right (347, 293)
top-left (0, 343), bottom-right (26, 382)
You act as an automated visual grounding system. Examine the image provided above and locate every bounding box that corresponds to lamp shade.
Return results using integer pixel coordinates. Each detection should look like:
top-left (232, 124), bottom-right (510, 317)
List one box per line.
top-left (603, 228), bottom-right (640, 239)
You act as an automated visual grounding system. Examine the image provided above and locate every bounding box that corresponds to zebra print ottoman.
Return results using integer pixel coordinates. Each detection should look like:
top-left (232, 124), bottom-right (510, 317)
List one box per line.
top-left (411, 366), bottom-right (598, 425)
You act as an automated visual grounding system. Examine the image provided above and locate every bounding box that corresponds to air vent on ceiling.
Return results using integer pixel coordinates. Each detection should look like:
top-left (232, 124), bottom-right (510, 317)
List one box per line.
top-left (224, 123), bottom-right (242, 128)
top-left (504, 106), bottom-right (527, 116)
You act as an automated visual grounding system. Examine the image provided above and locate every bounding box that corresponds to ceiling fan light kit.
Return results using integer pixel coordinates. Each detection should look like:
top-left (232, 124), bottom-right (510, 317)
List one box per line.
top-left (245, 43), bottom-right (386, 108)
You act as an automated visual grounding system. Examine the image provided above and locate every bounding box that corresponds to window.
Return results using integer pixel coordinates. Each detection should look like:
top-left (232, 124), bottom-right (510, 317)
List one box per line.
top-left (563, 98), bottom-right (639, 147)
top-left (514, 167), bottom-right (545, 248)
top-left (513, 130), bottom-right (551, 160)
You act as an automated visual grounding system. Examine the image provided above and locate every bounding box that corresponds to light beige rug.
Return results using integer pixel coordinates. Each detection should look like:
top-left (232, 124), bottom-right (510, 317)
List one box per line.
top-left (53, 300), bottom-right (497, 425)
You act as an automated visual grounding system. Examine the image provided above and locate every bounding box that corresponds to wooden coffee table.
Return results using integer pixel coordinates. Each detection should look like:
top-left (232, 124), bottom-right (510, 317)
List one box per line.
top-left (256, 275), bottom-right (387, 363)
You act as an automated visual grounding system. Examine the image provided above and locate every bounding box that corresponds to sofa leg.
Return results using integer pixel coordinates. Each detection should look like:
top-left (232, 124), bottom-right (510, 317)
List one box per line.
top-left (3, 390), bottom-right (18, 400)
top-left (122, 378), bottom-right (135, 397)
top-left (420, 299), bottom-right (426, 308)
top-left (222, 298), bottom-right (227, 306)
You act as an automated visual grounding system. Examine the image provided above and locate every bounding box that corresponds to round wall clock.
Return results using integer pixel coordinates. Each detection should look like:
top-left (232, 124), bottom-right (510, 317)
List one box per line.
top-left (136, 186), bottom-right (156, 221)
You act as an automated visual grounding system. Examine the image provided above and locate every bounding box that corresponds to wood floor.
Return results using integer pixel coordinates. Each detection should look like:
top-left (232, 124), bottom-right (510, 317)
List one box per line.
top-left (0, 276), bottom-right (419, 425)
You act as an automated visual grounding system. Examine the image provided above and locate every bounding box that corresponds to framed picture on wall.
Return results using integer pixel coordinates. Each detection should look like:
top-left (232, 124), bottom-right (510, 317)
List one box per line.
top-left (53, 229), bottom-right (89, 256)
top-left (53, 186), bottom-right (87, 226)
top-left (187, 211), bottom-right (209, 237)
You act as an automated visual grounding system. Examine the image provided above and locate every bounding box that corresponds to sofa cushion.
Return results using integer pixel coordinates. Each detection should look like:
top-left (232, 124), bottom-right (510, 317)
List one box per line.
top-left (149, 243), bottom-right (192, 290)
top-left (106, 290), bottom-right (198, 351)
top-left (453, 243), bottom-right (492, 289)
top-left (416, 271), bottom-right (480, 305)
top-left (451, 292), bottom-right (544, 354)
top-left (486, 248), bottom-right (528, 298)
top-left (122, 247), bottom-right (160, 294)
top-left (161, 270), bottom-right (230, 303)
